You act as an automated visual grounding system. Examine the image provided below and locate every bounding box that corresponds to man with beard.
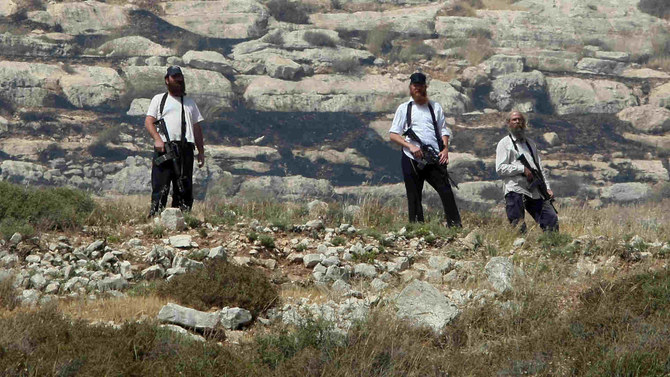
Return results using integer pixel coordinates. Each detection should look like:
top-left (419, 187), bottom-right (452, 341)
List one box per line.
top-left (496, 111), bottom-right (558, 232)
top-left (389, 72), bottom-right (461, 227)
top-left (145, 66), bottom-right (205, 217)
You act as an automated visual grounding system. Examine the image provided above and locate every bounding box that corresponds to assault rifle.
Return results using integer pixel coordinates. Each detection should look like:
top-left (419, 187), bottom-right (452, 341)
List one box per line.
top-left (403, 128), bottom-right (459, 189)
top-left (517, 154), bottom-right (557, 214)
top-left (153, 118), bottom-right (186, 194)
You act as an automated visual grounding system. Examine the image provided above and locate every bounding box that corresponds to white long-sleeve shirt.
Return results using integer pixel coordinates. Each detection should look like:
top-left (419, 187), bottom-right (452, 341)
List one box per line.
top-left (495, 134), bottom-right (550, 199)
top-left (389, 99), bottom-right (452, 161)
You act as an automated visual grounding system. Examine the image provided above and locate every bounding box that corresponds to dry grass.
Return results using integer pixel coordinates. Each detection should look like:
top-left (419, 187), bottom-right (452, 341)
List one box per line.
top-left (461, 36), bottom-right (494, 65)
top-left (58, 295), bottom-right (167, 323)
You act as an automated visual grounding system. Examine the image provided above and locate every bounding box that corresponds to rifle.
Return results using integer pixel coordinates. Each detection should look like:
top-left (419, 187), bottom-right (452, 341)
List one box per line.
top-left (403, 128), bottom-right (459, 189)
top-left (153, 118), bottom-right (186, 194)
top-left (516, 154), bottom-right (557, 214)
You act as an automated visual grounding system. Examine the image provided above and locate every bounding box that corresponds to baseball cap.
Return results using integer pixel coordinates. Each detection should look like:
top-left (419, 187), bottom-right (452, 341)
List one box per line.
top-left (165, 65), bottom-right (183, 77)
top-left (409, 72), bottom-right (427, 85)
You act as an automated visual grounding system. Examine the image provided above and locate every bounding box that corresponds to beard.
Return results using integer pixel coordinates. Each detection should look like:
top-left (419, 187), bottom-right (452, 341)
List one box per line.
top-left (167, 81), bottom-right (186, 96)
top-left (411, 88), bottom-right (428, 105)
top-left (510, 128), bottom-right (526, 140)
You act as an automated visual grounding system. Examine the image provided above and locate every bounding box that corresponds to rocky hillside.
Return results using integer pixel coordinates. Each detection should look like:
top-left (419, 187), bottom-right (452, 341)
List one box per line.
top-left (0, 0), bottom-right (669, 209)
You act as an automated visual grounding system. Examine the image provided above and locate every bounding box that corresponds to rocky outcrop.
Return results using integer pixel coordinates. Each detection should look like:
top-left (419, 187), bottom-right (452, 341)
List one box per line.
top-left (547, 77), bottom-right (638, 115)
top-left (94, 36), bottom-right (175, 57)
top-left (395, 280), bottom-right (460, 333)
top-left (243, 75), bottom-right (405, 112)
top-left (489, 70), bottom-right (547, 112)
top-left (234, 175), bottom-right (334, 201)
top-left (30, 1), bottom-right (129, 35)
top-left (59, 66), bottom-right (126, 108)
top-left (310, 4), bottom-right (442, 35)
top-left (617, 105), bottom-right (670, 134)
top-left (0, 61), bottom-right (64, 107)
top-left (159, 0), bottom-right (269, 39)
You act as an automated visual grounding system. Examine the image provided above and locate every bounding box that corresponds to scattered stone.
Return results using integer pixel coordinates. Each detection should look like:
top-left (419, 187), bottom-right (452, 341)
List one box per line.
top-left (354, 263), bottom-right (378, 279)
top-left (141, 265), bottom-right (165, 280)
top-left (370, 278), bottom-right (389, 291)
top-left (9, 233), bottom-right (22, 245)
top-left (484, 257), bottom-right (515, 294)
top-left (161, 208), bottom-right (186, 231)
top-left (219, 307), bottom-right (253, 330)
top-left (513, 238), bottom-right (526, 247)
top-left (303, 254), bottom-right (323, 268)
top-left (169, 235), bottom-right (193, 249)
top-left (158, 303), bottom-right (220, 330)
top-left (395, 280), bottom-right (460, 333)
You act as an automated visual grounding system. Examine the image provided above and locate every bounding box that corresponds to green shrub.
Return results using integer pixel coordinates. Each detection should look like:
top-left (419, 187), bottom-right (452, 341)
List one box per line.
top-left (156, 260), bottom-right (278, 316)
top-left (303, 31), bottom-right (336, 47)
top-left (0, 181), bottom-right (96, 236)
top-left (183, 213), bottom-right (201, 229)
top-left (38, 143), bottom-right (66, 164)
top-left (248, 231), bottom-right (259, 242)
top-left (259, 234), bottom-right (275, 249)
top-left (266, 0), bottom-right (310, 24)
top-left (255, 318), bottom-right (344, 369)
top-left (331, 236), bottom-right (346, 246)
top-left (0, 218), bottom-right (35, 241)
top-left (150, 224), bottom-right (165, 238)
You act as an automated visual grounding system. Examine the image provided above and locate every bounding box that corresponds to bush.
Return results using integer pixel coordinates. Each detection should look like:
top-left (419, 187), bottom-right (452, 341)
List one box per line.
top-left (266, 0), bottom-right (310, 24)
top-left (259, 234), bottom-right (275, 248)
top-left (156, 260), bottom-right (278, 317)
top-left (366, 24), bottom-right (394, 56)
top-left (0, 306), bottom-right (247, 375)
top-left (331, 57), bottom-right (361, 74)
top-left (0, 181), bottom-right (96, 236)
top-left (263, 31), bottom-right (284, 45)
top-left (638, 0), bottom-right (670, 19)
top-left (0, 218), bottom-right (35, 241)
top-left (391, 41), bottom-right (436, 63)
top-left (38, 143), bottom-right (66, 164)
top-left (303, 31), bottom-right (337, 47)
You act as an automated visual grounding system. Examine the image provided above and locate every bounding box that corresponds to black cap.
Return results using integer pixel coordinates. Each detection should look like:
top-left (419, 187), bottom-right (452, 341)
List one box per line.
top-left (165, 65), bottom-right (183, 77)
top-left (409, 72), bottom-right (427, 85)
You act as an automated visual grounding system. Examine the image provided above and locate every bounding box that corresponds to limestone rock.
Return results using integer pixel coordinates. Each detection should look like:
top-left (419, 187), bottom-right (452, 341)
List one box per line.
top-left (182, 50), bottom-right (235, 75)
top-left (650, 83), bottom-right (670, 109)
top-left (482, 55), bottom-right (525, 78)
top-left (235, 175), bottom-right (334, 201)
top-left (0, 61), bottom-right (64, 107)
top-left (0, 161), bottom-right (48, 186)
top-left (617, 105), bottom-right (670, 134)
top-left (243, 74), bottom-right (405, 113)
top-left (543, 132), bottom-right (560, 146)
top-left (160, 0), bottom-right (268, 39)
top-left (60, 65), bottom-right (125, 108)
top-left (576, 58), bottom-right (626, 76)
top-left (429, 80), bottom-right (471, 115)
top-left (489, 70), bottom-right (547, 112)
top-left (601, 182), bottom-right (651, 203)
top-left (219, 307), bottom-right (253, 329)
top-left (158, 302), bottom-right (220, 330)
top-left (395, 280), bottom-right (460, 333)
top-left (547, 77), bottom-right (637, 115)
top-left (310, 4), bottom-right (442, 35)
top-left (161, 208), bottom-right (186, 232)
top-left (484, 257), bottom-right (515, 294)
top-left (36, 1), bottom-right (129, 35)
top-left (95, 36), bottom-right (175, 57)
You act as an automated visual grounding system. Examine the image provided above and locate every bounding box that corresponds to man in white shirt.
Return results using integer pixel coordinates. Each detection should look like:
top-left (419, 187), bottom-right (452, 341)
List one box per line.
top-left (495, 111), bottom-right (558, 232)
top-left (145, 66), bottom-right (205, 217)
top-left (389, 72), bottom-right (461, 227)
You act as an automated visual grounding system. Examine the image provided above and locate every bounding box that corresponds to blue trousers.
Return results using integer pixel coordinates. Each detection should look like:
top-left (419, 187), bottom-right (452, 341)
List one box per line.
top-left (505, 192), bottom-right (558, 232)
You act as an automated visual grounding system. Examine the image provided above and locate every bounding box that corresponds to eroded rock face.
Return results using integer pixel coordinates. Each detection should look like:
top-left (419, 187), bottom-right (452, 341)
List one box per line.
top-left (35, 1), bottom-right (129, 35)
top-left (617, 105), bottom-right (670, 134)
top-left (243, 74), bottom-right (405, 112)
top-left (0, 61), bottom-right (64, 107)
top-left (60, 66), bottom-right (126, 108)
top-left (310, 4), bottom-right (442, 35)
top-left (547, 77), bottom-right (638, 115)
top-left (489, 70), bottom-right (547, 112)
top-left (601, 182), bottom-right (652, 203)
top-left (160, 0), bottom-right (269, 39)
top-left (650, 83), bottom-right (670, 109)
top-left (95, 36), bottom-right (175, 57)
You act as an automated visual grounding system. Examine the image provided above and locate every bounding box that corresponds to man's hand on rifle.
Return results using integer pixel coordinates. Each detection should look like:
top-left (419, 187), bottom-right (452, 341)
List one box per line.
top-left (523, 166), bottom-right (533, 182)
top-left (547, 189), bottom-right (554, 199)
top-left (409, 144), bottom-right (423, 160)
top-left (438, 149), bottom-right (449, 165)
top-left (154, 139), bottom-right (165, 153)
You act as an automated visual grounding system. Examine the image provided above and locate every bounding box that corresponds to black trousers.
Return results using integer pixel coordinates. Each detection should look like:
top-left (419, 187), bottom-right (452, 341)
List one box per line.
top-left (505, 192), bottom-right (559, 232)
top-left (150, 143), bottom-right (194, 216)
top-left (401, 153), bottom-right (461, 226)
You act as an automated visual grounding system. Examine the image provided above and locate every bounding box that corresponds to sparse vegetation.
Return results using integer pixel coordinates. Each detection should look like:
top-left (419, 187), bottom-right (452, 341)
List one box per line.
top-left (266, 0), bottom-right (311, 24)
top-left (331, 57), bottom-right (361, 74)
top-left (0, 181), bottom-right (96, 238)
top-left (303, 31), bottom-right (337, 47)
top-left (366, 24), bottom-right (394, 56)
top-left (259, 234), bottom-right (275, 248)
top-left (263, 31), bottom-right (284, 45)
top-left (156, 260), bottom-right (278, 316)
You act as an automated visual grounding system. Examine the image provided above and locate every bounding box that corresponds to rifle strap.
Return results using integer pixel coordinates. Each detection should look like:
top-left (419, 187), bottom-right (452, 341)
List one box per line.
top-left (406, 101), bottom-right (444, 152)
top-left (159, 92), bottom-right (168, 119)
